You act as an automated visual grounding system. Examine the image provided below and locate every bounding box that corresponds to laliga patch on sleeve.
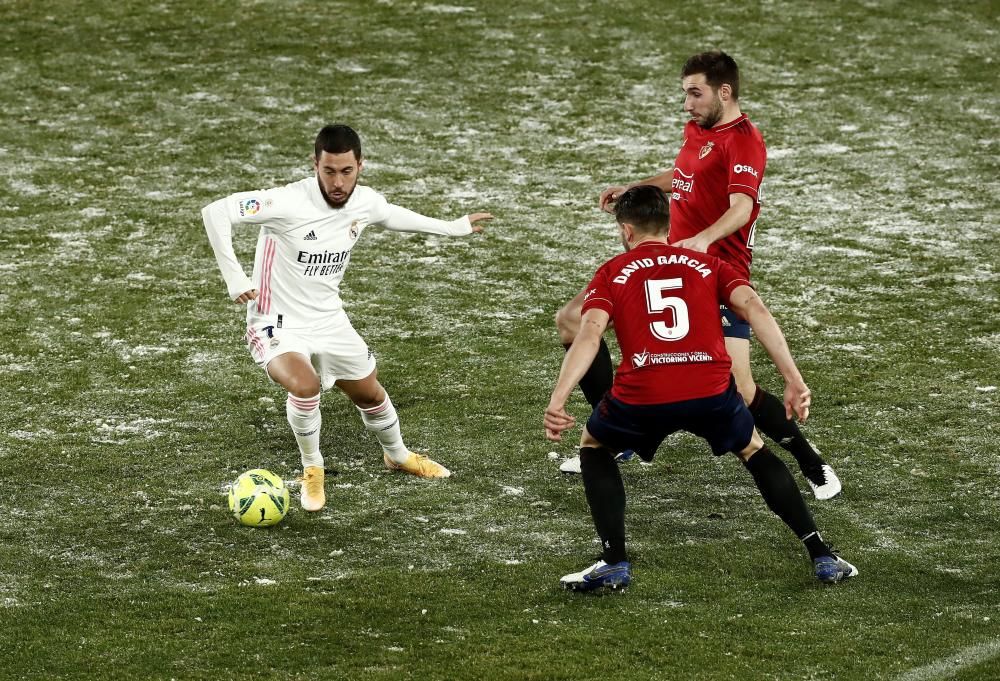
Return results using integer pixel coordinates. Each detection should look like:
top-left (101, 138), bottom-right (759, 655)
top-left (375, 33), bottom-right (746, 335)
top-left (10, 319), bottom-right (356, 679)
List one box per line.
top-left (238, 197), bottom-right (263, 217)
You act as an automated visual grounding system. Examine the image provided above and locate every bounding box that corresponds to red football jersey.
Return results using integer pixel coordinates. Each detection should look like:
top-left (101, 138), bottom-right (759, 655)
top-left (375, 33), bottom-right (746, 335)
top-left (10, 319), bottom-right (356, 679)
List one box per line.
top-left (669, 114), bottom-right (766, 280)
top-left (582, 242), bottom-right (750, 405)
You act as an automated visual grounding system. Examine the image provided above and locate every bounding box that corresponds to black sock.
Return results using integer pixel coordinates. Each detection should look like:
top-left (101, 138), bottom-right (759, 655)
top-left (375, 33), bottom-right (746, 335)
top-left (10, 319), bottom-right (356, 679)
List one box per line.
top-left (748, 385), bottom-right (826, 470)
top-left (800, 531), bottom-right (834, 561)
top-left (742, 446), bottom-right (831, 559)
top-left (567, 338), bottom-right (613, 408)
top-left (580, 446), bottom-right (627, 564)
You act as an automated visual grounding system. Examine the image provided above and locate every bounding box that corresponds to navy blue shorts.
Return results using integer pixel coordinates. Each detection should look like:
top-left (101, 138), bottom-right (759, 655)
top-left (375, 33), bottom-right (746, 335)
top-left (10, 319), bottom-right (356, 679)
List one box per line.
top-left (586, 378), bottom-right (755, 460)
top-left (720, 304), bottom-right (751, 340)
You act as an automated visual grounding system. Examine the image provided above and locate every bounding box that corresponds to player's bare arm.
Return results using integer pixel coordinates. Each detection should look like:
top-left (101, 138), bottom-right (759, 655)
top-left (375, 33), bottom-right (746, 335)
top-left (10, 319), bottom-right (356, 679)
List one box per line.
top-left (727, 284), bottom-right (811, 423)
top-left (671, 192), bottom-right (754, 252)
top-left (599, 169), bottom-right (674, 212)
top-left (545, 309), bottom-right (610, 441)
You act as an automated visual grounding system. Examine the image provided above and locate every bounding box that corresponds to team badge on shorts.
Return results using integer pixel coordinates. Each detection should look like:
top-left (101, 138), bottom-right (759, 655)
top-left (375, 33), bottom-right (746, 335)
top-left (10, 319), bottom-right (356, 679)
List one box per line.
top-left (270, 337), bottom-right (280, 349)
top-left (699, 141), bottom-right (715, 159)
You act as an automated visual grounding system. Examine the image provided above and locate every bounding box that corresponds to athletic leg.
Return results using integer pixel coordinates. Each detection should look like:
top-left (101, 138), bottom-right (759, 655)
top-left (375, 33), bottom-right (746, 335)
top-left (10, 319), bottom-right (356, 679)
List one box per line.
top-left (579, 433), bottom-right (627, 565)
top-left (738, 434), bottom-right (828, 555)
top-left (337, 369), bottom-right (450, 478)
top-left (560, 427), bottom-right (632, 592)
top-left (727, 336), bottom-right (841, 499)
top-left (268, 352), bottom-right (323, 466)
top-left (267, 352), bottom-right (326, 510)
top-left (337, 370), bottom-right (404, 461)
top-left (737, 437), bottom-right (857, 582)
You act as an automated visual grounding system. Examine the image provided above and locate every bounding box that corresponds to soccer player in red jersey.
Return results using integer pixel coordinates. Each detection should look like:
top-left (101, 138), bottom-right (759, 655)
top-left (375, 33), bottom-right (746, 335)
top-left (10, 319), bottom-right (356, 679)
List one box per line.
top-left (545, 186), bottom-right (857, 591)
top-left (558, 51), bottom-right (840, 500)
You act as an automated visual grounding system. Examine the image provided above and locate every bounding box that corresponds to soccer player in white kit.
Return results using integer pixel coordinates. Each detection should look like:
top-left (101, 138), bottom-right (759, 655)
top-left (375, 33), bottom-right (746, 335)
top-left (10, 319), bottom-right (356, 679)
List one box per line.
top-left (202, 124), bottom-right (493, 511)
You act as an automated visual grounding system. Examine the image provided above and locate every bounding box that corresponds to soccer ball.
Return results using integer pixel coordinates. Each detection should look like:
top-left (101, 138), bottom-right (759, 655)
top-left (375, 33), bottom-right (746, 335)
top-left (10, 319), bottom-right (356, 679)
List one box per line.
top-left (227, 468), bottom-right (289, 527)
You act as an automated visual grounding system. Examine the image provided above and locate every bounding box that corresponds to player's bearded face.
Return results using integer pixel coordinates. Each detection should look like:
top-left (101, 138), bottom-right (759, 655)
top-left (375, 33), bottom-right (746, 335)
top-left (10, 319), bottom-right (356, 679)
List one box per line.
top-left (696, 93), bottom-right (724, 129)
top-left (682, 75), bottom-right (725, 129)
top-left (315, 150), bottom-right (362, 208)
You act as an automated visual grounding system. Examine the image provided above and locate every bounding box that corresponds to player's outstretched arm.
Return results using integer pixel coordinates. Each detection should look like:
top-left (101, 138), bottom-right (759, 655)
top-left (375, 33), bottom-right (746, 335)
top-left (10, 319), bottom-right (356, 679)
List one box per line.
top-left (201, 199), bottom-right (255, 302)
top-left (544, 308), bottom-right (610, 441)
top-left (728, 285), bottom-right (811, 423)
top-left (380, 204), bottom-right (492, 236)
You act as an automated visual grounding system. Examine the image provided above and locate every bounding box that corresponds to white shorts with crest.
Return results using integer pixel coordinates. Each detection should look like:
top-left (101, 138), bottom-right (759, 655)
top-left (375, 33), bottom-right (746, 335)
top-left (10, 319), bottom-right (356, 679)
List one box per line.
top-left (244, 312), bottom-right (376, 391)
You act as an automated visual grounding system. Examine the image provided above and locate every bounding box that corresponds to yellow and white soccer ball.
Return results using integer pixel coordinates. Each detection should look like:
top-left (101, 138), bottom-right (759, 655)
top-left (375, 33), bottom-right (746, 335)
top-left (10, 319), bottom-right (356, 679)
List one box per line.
top-left (227, 468), bottom-right (289, 527)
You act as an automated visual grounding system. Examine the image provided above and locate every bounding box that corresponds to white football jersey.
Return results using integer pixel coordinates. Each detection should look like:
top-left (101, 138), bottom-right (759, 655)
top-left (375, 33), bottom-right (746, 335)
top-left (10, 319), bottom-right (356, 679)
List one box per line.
top-left (205, 177), bottom-right (472, 330)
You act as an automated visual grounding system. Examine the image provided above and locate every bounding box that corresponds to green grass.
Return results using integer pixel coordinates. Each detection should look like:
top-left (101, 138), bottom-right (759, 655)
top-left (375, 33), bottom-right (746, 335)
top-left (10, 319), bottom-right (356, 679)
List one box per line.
top-left (2, 1), bottom-right (998, 679)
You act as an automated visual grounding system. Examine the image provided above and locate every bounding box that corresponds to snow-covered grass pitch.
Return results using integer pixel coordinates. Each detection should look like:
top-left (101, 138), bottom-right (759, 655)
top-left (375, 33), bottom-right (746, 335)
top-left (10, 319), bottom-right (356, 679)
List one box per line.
top-left (2, 1), bottom-right (998, 679)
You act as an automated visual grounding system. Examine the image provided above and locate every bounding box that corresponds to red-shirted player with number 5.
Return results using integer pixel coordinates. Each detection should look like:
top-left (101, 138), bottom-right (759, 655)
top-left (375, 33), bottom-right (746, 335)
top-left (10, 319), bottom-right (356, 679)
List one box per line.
top-left (557, 51), bottom-right (840, 500)
top-left (545, 185), bottom-right (857, 592)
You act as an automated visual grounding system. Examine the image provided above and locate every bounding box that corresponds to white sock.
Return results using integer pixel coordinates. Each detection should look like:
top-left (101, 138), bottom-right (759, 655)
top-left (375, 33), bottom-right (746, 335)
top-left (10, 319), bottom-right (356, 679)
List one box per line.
top-left (358, 395), bottom-right (409, 463)
top-left (286, 393), bottom-right (323, 469)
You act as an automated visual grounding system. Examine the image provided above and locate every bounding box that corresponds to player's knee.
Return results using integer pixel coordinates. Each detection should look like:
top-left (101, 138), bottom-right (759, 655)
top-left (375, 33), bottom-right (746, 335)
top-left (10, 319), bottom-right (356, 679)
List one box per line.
top-left (350, 394), bottom-right (382, 410)
top-left (343, 380), bottom-right (386, 410)
top-left (286, 375), bottom-right (322, 398)
top-left (736, 430), bottom-right (765, 462)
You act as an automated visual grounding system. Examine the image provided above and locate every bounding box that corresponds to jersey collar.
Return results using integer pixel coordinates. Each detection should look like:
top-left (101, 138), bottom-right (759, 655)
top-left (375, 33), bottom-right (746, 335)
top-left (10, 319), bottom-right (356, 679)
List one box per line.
top-left (709, 113), bottom-right (748, 134)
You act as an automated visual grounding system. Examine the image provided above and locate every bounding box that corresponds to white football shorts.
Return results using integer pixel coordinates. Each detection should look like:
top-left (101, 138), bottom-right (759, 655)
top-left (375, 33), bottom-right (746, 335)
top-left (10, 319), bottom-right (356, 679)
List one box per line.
top-left (244, 313), bottom-right (376, 391)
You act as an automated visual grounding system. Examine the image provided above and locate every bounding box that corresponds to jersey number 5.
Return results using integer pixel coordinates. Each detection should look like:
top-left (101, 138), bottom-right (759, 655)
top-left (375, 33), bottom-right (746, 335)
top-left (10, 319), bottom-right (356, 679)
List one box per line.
top-left (645, 278), bottom-right (689, 341)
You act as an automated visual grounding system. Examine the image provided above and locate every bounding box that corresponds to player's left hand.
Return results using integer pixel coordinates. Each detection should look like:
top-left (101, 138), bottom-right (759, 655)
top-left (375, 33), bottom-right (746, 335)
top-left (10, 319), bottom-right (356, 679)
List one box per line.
top-left (544, 402), bottom-right (576, 442)
top-left (784, 381), bottom-right (811, 423)
top-left (468, 213), bottom-right (494, 233)
top-left (671, 234), bottom-right (712, 253)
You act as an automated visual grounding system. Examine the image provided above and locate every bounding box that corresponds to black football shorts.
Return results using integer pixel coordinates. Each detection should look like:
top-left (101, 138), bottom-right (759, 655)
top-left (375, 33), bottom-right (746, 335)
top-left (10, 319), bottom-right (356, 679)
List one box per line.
top-left (586, 377), bottom-right (755, 460)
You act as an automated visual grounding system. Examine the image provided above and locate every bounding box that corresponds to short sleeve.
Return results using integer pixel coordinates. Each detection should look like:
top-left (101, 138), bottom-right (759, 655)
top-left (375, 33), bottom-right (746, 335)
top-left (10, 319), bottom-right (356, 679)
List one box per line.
top-left (581, 265), bottom-right (614, 317)
top-left (725, 132), bottom-right (766, 202)
top-left (716, 259), bottom-right (752, 303)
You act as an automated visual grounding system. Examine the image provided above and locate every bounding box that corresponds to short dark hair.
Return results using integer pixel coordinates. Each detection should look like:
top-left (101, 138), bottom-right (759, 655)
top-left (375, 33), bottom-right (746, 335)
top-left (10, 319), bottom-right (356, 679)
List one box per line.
top-left (314, 124), bottom-right (362, 161)
top-left (614, 185), bottom-right (670, 235)
top-left (681, 50), bottom-right (740, 100)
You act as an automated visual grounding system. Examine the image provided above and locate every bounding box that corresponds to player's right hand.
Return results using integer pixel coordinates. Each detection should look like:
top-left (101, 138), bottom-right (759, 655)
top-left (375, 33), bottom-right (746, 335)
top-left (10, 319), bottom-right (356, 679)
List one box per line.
top-left (544, 403), bottom-right (576, 442)
top-left (233, 289), bottom-right (259, 305)
top-left (599, 185), bottom-right (627, 213)
top-left (467, 212), bottom-right (494, 233)
top-left (783, 380), bottom-right (811, 423)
